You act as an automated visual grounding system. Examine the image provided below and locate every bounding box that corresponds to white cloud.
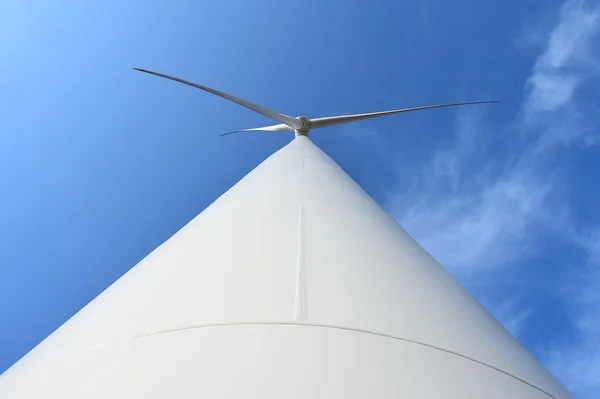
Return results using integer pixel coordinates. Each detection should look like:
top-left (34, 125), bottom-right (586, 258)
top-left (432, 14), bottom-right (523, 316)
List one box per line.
top-left (495, 297), bottom-right (534, 338)
top-left (547, 231), bottom-right (600, 398)
top-left (539, 1), bottom-right (599, 70)
top-left (524, 0), bottom-right (600, 137)
top-left (388, 0), bottom-right (600, 274)
top-left (395, 161), bottom-right (554, 272)
top-left (384, 1), bottom-right (600, 395)
top-left (388, 106), bottom-right (560, 274)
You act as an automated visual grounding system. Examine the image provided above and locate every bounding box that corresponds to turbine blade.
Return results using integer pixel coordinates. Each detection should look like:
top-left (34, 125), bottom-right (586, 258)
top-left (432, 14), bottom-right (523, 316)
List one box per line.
top-left (133, 68), bottom-right (303, 130)
top-left (309, 101), bottom-right (499, 130)
top-left (220, 123), bottom-right (294, 137)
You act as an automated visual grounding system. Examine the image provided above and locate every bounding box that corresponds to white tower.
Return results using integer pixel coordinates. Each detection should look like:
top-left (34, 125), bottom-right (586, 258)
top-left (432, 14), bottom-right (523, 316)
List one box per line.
top-left (0, 71), bottom-right (573, 399)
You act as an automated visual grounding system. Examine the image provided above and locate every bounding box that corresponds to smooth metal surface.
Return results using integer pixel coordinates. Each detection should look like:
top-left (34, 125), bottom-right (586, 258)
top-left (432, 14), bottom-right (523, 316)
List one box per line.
top-left (0, 137), bottom-right (573, 399)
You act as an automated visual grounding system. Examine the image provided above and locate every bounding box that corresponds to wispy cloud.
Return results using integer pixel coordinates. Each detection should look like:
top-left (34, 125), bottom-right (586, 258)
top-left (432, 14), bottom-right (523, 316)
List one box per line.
top-left (387, 107), bottom-right (563, 275)
top-left (389, 0), bottom-right (600, 272)
top-left (389, 0), bottom-right (599, 270)
top-left (384, 0), bottom-right (600, 396)
top-left (525, 0), bottom-right (600, 114)
top-left (547, 230), bottom-right (600, 398)
top-left (524, 0), bottom-right (600, 151)
top-left (494, 296), bottom-right (534, 338)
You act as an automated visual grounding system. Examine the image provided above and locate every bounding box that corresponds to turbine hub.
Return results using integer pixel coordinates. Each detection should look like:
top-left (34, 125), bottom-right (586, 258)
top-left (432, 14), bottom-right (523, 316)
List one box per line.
top-left (294, 116), bottom-right (310, 137)
top-left (296, 116), bottom-right (310, 131)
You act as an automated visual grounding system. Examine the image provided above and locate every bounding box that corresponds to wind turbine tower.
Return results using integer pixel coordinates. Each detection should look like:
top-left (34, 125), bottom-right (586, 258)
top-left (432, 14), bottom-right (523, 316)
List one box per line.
top-left (0, 69), bottom-right (573, 399)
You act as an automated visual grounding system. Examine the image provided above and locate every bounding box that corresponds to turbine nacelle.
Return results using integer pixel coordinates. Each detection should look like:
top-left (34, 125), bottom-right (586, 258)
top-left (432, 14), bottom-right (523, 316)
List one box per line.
top-left (133, 68), bottom-right (498, 138)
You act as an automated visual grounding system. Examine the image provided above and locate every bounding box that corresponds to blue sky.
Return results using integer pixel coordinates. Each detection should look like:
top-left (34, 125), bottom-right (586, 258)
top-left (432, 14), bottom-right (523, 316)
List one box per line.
top-left (1, 0), bottom-right (599, 397)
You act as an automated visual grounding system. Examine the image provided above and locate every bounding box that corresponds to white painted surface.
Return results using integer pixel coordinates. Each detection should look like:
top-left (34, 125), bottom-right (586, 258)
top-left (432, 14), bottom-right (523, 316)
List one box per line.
top-left (0, 137), bottom-right (573, 399)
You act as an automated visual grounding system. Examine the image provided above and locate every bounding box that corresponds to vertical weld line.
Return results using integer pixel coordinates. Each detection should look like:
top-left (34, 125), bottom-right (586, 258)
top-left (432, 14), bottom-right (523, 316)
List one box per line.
top-left (293, 204), bottom-right (307, 320)
top-left (300, 156), bottom-right (304, 170)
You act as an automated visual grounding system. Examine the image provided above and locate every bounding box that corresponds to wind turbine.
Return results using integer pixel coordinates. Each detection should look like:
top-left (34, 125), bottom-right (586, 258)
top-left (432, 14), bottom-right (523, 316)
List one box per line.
top-left (0, 69), bottom-right (573, 399)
